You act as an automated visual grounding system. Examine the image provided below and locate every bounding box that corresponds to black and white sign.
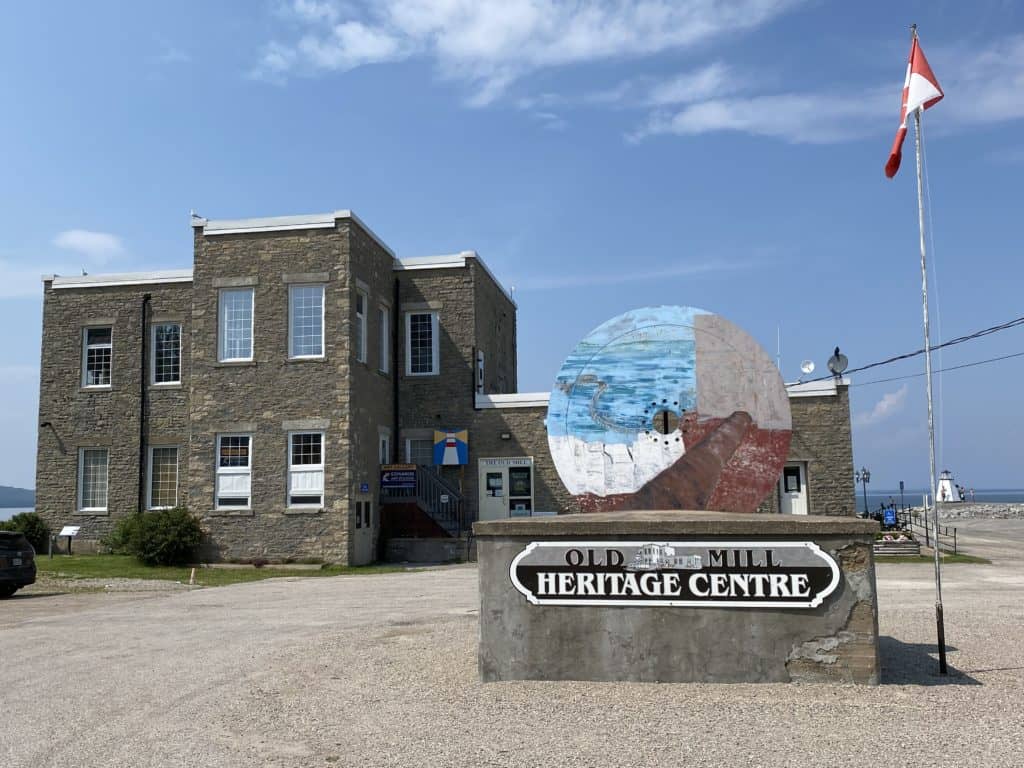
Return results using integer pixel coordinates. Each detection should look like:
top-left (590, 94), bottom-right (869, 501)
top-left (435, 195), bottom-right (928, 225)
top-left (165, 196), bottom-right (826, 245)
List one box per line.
top-left (510, 540), bottom-right (840, 609)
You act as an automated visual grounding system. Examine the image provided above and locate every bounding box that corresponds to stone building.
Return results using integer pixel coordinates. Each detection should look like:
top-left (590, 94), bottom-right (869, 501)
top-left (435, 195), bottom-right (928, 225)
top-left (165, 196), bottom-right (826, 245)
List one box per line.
top-left (34, 209), bottom-right (856, 564)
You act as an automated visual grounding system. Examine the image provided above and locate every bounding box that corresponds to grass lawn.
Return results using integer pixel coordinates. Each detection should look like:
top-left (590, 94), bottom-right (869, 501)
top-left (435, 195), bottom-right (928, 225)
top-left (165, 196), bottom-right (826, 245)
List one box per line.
top-left (36, 555), bottom-right (409, 587)
top-left (876, 552), bottom-right (991, 565)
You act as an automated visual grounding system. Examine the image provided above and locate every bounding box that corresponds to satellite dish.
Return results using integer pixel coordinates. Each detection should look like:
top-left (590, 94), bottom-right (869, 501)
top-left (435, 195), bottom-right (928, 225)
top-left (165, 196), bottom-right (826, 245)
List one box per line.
top-left (827, 346), bottom-right (849, 376)
top-left (800, 360), bottom-right (815, 375)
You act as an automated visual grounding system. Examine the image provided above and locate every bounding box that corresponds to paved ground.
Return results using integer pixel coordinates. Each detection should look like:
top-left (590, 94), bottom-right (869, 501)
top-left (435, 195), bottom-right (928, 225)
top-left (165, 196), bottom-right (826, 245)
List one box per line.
top-left (2, 523), bottom-right (1023, 768)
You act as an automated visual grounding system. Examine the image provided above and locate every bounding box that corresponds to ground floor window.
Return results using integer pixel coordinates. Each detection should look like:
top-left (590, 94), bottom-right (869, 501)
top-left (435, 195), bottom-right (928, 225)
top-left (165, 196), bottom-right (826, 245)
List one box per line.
top-left (148, 446), bottom-right (179, 509)
top-left (405, 438), bottom-right (433, 466)
top-left (216, 434), bottom-right (252, 509)
top-left (288, 431), bottom-right (324, 507)
top-left (78, 448), bottom-right (109, 512)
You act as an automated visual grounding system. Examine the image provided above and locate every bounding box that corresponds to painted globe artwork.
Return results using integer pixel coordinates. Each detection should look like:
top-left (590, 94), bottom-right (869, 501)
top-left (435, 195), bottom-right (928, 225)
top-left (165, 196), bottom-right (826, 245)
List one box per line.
top-left (547, 306), bottom-right (792, 513)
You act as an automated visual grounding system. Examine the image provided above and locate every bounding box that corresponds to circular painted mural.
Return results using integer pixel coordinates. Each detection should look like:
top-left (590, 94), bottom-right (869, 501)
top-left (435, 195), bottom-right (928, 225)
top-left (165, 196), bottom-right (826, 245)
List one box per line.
top-left (547, 306), bottom-right (792, 513)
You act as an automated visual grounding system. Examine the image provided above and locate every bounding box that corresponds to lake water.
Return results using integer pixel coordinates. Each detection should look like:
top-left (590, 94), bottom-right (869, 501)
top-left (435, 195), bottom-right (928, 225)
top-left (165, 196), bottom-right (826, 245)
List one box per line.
top-left (0, 507), bottom-right (33, 522)
top-left (860, 489), bottom-right (1024, 512)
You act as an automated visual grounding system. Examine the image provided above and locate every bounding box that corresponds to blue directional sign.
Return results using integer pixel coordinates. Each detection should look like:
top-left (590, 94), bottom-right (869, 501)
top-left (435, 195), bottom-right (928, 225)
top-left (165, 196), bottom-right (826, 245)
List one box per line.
top-left (381, 464), bottom-right (416, 491)
top-left (883, 508), bottom-right (897, 527)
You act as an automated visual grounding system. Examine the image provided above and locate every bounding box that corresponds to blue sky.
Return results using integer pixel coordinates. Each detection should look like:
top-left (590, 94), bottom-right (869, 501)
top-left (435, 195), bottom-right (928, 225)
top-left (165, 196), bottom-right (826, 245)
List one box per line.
top-left (2, 1), bottom-right (1023, 491)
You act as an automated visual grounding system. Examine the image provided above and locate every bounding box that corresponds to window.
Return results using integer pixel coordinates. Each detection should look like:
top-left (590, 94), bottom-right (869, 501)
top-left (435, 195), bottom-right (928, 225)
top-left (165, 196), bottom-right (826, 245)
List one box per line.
top-left (355, 290), bottom-right (367, 363)
top-left (289, 284), bottom-right (324, 358)
top-left (379, 431), bottom-right (391, 465)
top-left (378, 306), bottom-right (390, 373)
top-left (406, 312), bottom-right (439, 375)
top-left (78, 448), bottom-right (109, 512)
top-left (406, 438), bottom-right (433, 466)
top-left (218, 288), bottom-right (254, 362)
top-left (148, 446), bottom-right (179, 509)
top-left (288, 432), bottom-right (324, 507)
top-left (152, 323), bottom-right (182, 385)
top-left (82, 327), bottom-right (112, 387)
top-left (216, 434), bottom-right (252, 509)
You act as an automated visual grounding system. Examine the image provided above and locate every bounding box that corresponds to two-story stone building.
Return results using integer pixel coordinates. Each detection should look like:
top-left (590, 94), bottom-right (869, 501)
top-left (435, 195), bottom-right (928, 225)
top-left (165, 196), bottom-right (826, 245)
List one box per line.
top-left (35, 209), bottom-right (856, 564)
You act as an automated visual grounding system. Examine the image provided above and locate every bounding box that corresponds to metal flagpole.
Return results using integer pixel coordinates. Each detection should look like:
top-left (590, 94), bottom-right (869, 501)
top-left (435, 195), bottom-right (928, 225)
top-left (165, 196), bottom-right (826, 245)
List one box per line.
top-left (911, 24), bottom-right (947, 674)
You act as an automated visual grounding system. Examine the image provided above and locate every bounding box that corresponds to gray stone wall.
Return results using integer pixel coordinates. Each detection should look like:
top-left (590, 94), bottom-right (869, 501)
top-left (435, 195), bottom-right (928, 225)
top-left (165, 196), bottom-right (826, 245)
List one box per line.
top-left (35, 281), bottom-right (192, 542)
top-left (471, 260), bottom-right (517, 395)
top-left (346, 221), bottom-right (396, 564)
top-left (786, 386), bottom-right (856, 516)
top-left (189, 223), bottom-right (352, 562)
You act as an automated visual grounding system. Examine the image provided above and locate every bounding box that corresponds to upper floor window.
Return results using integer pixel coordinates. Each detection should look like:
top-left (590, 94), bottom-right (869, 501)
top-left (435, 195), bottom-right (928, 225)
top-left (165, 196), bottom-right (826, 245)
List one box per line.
top-left (355, 289), bottom-right (368, 363)
top-left (289, 284), bottom-right (325, 359)
top-left (406, 312), bottom-right (439, 376)
top-left (78, 447), bottom-right (109, 512)
top-left (378, 306), bottom-right (390, 374)
top-left (218, 288), bottom-right (254, 362)
top-left (152, 323), bottom-right (182, 385)
top-left (406, 438), bottom-right (433, 465)
top-left (82, 327), bottom-right (112, 388)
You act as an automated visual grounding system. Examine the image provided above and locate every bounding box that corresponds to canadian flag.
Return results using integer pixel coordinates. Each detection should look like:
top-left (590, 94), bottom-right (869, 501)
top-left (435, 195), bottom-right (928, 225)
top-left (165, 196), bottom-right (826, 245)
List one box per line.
top-left (885, 34), bottom-right (944, 178)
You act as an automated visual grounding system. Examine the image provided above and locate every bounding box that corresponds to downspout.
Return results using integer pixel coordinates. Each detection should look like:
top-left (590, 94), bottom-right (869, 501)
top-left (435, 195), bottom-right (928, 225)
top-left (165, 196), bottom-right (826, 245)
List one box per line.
top-left (137, 293), bottom-right (151, 514)
top-left (392, 278), bottom-right (400, 460)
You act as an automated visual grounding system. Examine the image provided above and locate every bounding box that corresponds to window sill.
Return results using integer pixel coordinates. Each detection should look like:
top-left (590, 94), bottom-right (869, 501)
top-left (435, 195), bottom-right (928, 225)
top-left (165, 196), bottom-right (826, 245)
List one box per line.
top-left (284, 507), bottom-right (324, 515)
top-left (74, 509), bottom-right (108, 516)
top-left (286, 356), bottom-right (327, 364)
top-left (150, 382), bottom-right (183, 390)
top-left (405, 372), bottom-right (439, 378)
top-left (210, 508), bottom-right (254, 517)
top-left (80, 386), bottom-right (113, 392)
top-left (214, 361), bottom-right (256, 368)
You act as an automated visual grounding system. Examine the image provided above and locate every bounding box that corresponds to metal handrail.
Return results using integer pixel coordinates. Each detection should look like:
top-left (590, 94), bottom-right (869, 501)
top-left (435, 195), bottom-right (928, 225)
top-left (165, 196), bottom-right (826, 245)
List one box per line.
top-left (380, 465), bottom-right (472, 536)
top-left (897, 509), bottom-right (958, 554)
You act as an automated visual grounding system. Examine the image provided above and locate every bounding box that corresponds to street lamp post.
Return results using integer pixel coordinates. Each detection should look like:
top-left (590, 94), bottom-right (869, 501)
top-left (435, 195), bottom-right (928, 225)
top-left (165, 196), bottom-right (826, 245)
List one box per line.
top-left (855, 467), bottom-right (871, 516)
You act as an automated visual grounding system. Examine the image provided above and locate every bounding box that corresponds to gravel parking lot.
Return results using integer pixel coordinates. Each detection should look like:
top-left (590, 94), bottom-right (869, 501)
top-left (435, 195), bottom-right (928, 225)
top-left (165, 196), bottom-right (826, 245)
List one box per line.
top-left (2, 522), bottom-right (1023, 768)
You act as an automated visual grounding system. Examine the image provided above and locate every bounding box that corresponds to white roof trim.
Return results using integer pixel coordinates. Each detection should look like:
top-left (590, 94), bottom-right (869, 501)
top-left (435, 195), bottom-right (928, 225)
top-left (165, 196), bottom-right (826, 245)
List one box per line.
top-left (195, 209), bottom-right (396, 258)
top-left (49, 269), bottom-right (194, 290)
top-left (785, 378), bottom-right (850, 397)
top-left (394, 252), bottom-right (469, 271)
top-left (396, 250), bottom-right (516, 307)
top-left (476, 393), bottom-right (549, 409)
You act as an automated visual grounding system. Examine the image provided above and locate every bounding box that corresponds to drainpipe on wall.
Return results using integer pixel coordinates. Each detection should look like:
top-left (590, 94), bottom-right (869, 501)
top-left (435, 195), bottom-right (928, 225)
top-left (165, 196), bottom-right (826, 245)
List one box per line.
top-left (137, 293), bottom-right (151, 514)
top-left (392, 278), bottom-right (400, 462)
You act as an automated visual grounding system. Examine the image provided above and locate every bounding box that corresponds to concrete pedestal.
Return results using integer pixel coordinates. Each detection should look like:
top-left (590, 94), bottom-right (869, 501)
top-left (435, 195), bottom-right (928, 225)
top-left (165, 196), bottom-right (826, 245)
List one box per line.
top-left (475, 511), bottom-right (880, 684)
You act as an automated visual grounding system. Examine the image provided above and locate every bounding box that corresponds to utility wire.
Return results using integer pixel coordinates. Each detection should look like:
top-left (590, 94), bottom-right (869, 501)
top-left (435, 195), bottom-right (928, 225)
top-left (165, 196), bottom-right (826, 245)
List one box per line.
top-left (804, 313), bottom-right (1024, 383)
top-left (851, 350), bottom-right (1024, 387)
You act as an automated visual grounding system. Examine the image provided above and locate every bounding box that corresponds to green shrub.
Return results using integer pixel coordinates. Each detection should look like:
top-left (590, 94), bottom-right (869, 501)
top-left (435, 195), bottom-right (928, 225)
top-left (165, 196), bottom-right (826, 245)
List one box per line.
top-left (102, 515), bottom-right (139, 555)
top-left (104, 507), bottom-right (203, 566)
top-left (0, 512), bottom-right (51, 552)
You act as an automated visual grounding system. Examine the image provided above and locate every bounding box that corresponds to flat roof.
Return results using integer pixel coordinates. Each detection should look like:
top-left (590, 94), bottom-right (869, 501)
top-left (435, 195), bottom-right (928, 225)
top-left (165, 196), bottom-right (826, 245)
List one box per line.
top-left (397, 250), bottom-right (515, 306)
top-left (192, 209), bottom-right (396, 258)
top-left (47, 269), bottom-right (194, 290)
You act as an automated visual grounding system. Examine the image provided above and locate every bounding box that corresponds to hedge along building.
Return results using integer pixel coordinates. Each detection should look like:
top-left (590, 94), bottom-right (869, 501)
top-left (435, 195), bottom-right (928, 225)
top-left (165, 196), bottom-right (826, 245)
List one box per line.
top-left (34, 209), bottom-right (856, 565)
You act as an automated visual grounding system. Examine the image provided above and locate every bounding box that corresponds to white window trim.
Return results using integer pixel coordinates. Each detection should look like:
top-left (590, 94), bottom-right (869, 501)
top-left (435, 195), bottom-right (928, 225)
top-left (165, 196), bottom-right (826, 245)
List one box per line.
top-left (405, 437), bottom-right (434, 466)
top-left (218, 288), bottom-right (255, 363)
top-left (355, 288), bottom-right (368, 364)
top-left (81, 326), bottom-right (113, 389)
top-left (288, 284), bottom-right (326, 360)
top-left (150, 323), bottom-right (182, 386)
top-left (215, 433), bottom-right (253, 510)
top-left (405, 311), bottom-right (440, 376)
top-left (287, 431), bottom-right (325, 508)
top-left (378, 305), bottom-right (390, 374)
top-left (378, 427), bottom-right (391, 466)
top-left (147, 445), bottom-right (179, 510)
top-left (77, 447), bottom-right (109, 513)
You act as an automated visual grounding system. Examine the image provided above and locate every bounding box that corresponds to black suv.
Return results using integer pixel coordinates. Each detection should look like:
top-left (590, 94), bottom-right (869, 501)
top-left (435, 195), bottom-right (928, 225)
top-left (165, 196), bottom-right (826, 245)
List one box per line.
top-left (0, 531), bottom-right (36, 598)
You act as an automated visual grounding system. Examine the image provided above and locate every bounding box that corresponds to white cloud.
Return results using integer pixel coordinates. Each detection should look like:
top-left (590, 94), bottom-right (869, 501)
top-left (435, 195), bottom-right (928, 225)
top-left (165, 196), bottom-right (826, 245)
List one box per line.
top-left (254, 0), bottom-right (803, 103)
top-left (52, 230), bottom-right (124, 264)
top-left (855, 385), bottom-right (908, 428)
top-left (630, 34), bottom-right (1024, 144)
